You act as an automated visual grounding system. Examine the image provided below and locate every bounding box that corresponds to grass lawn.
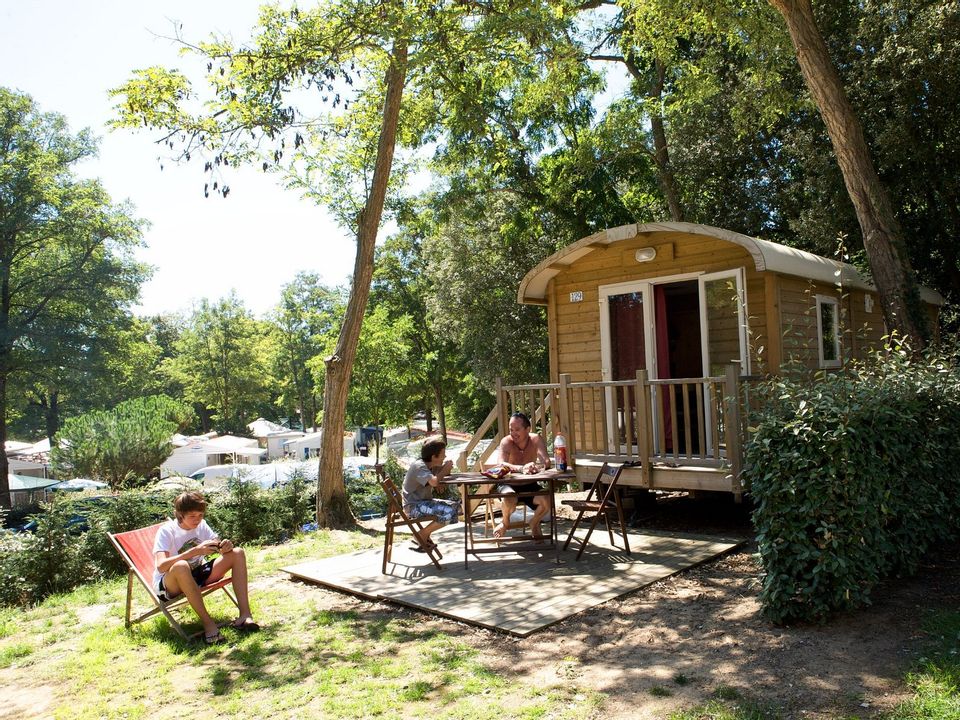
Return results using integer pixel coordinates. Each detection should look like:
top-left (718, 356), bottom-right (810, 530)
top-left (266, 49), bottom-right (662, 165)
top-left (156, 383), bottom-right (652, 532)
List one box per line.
top-left (0, 528), bottom-right (604, 719)
top-left (1, 526), bottom-right (958, 719)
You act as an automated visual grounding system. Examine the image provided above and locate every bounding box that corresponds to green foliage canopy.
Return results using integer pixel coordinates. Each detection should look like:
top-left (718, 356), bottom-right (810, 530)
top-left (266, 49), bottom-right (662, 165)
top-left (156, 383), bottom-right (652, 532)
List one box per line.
top-left (163, 293), bottom-right (274, 434)
top-left (50, 394), bottom-right (195, 488)
top-left (0, 87), bottom-right (148, 506)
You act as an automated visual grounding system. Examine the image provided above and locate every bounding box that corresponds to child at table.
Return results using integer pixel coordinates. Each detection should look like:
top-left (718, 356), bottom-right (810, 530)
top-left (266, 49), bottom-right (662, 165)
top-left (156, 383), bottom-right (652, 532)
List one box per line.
top-left (402, 437), bottom-right (461, 552)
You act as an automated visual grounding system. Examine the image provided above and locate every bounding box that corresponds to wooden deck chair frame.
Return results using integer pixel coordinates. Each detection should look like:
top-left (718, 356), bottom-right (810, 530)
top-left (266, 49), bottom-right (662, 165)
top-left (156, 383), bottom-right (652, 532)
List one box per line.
top-left (108, 522), bottom-right (239, 640)
top-left (375, 465), bottom-right (443, 573)
top-left (561, 463), bottom-right (631, 560)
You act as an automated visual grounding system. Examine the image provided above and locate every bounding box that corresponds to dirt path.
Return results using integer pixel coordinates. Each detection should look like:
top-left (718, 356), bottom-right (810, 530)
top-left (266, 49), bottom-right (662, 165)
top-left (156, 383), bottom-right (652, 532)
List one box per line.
top-left (372, 493), bottom-right (957, 718)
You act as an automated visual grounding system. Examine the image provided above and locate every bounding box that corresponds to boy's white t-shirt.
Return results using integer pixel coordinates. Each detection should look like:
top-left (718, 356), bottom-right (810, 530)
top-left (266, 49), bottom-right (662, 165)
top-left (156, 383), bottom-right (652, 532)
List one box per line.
top-left (152, 518), bottom-right (217, 587)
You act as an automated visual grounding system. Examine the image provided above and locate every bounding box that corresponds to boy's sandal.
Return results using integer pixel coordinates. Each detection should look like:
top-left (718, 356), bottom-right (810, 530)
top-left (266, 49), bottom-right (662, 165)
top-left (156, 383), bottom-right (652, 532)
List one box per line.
top-left (204, 631), bottom-right (225, 645)
top-left (231, 619), bottom-right (261, 633)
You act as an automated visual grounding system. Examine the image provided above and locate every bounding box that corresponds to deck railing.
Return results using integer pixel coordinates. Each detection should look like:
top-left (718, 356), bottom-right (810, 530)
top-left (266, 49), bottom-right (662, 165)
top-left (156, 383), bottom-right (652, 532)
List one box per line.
top-left (459, 362), bottom-right (747, 492)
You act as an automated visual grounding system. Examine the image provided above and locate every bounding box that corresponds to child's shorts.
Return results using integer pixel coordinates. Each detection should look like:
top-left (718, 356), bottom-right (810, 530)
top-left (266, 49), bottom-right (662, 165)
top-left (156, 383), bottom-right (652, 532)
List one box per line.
top-left (156, 560), bottom-right (214, 600)
top-left (405, 498), bottom-right (460, 525)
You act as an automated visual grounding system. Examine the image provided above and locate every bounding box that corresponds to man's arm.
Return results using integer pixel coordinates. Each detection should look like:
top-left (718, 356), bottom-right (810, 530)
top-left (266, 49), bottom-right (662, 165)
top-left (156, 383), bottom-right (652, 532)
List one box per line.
top-left (535, 435), bottom-right (552, 469)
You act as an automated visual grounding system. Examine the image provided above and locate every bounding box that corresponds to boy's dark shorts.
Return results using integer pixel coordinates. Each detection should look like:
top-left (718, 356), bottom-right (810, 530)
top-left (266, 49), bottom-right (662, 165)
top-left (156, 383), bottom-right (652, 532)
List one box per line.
top-left (156, 560), bottom-right (214, 600)
top-left (496, 482), bottom-right (542, 510)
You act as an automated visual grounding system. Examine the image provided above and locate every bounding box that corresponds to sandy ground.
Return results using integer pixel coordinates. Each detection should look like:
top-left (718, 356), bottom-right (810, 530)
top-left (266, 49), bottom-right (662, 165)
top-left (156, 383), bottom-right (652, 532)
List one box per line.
top-left (380, 491), bottom-right (956, 718)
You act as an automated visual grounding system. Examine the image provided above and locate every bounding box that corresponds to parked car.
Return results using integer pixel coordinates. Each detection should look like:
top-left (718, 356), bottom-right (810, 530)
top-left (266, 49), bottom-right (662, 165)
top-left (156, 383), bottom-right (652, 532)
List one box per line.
top-left (15, 495), bottom-right (117, 534)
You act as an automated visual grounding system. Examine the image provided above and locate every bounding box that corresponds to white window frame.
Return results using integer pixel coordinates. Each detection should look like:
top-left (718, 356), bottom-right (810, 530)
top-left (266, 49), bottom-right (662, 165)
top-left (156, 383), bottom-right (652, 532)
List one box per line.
top-left (698, 268), bottom-right (750, 377)
top-left (815, 294), bottom-right (842, 368)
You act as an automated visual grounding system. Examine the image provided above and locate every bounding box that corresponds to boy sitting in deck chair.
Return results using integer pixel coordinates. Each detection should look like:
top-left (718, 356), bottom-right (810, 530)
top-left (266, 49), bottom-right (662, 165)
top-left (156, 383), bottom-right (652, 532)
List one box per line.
top-left (402, 437), bottom-right (461, 552)
top-left (153, 491), bottom-right (259, 644)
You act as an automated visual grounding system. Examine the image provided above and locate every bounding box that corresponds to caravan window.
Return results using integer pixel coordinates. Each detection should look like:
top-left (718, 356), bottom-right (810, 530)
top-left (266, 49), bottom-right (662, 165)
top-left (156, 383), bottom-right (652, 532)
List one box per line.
top-left (816, 295), bottom-right (841, 368)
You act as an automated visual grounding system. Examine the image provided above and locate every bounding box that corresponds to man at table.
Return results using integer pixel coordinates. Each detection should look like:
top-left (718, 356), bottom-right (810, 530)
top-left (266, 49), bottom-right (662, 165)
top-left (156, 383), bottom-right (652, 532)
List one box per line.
top-left (491, 412), bottom-right (552, 541)
top-left (402, 437), bottom-right (460, 552)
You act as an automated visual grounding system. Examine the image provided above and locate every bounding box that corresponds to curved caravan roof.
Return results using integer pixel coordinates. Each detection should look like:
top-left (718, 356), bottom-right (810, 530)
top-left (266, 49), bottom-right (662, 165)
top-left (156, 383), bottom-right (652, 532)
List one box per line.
top-left (518, 221), bottom-right (944, 306)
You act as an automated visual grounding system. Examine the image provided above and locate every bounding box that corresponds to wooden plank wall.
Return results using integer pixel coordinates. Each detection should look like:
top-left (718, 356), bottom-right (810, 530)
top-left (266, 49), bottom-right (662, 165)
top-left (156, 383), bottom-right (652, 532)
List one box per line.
top-left (778, 277), bottom-right (887, 371)
top-left (547, 231), bottom-right (769, 381)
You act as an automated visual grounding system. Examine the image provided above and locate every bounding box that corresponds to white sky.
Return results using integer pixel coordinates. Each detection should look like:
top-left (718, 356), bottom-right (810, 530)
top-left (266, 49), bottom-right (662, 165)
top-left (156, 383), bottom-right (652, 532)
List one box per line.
top-left (0, 1), bottom-right (358, 319)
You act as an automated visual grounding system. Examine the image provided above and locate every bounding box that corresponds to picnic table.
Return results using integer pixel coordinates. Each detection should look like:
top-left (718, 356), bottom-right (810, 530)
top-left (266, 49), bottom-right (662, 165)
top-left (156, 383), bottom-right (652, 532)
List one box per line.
top-left (441, 469), bottom-right (576, 568)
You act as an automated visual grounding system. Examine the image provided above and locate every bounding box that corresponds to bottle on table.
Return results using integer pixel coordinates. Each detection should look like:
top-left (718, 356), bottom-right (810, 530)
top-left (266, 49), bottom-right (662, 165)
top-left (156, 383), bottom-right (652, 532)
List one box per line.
top-left (554, 432), bottom-right (567, 471)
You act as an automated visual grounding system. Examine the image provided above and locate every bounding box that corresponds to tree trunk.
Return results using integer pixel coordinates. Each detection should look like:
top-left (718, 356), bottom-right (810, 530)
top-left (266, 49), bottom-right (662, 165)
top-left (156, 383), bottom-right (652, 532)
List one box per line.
top-left (315, 41), bottom-right (408, 528)
top-left (648, 60), bottom-right (685, 222)
top-left (0, 372), bottom-right (10, 508)
top-left (769, 0), bottom-right (928, 348)
top-left (0, 238), bottom-right (11, 507)
top-left (433, 381), bottom-right (447, 444)
top-left (45, 388), bottom-right (59, 441)
top-left (622, 56), bottom-right (685, 222)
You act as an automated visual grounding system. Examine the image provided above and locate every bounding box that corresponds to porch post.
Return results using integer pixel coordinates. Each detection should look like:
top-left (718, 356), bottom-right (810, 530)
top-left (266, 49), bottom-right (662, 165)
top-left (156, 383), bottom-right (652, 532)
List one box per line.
top-left (636, 369), bottom-right (652, 488)
top-left (723, 362), bottom-right (743, 501)
top-left (558, 373), bottom-right (574, 467)
top-left (495, 377), bottom-right (509, 441)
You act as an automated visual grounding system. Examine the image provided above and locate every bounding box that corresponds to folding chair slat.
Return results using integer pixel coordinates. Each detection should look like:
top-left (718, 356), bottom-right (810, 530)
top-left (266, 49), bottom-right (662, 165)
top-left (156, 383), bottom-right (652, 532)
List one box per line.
top-left (561, 463), bottom-right (632, 560)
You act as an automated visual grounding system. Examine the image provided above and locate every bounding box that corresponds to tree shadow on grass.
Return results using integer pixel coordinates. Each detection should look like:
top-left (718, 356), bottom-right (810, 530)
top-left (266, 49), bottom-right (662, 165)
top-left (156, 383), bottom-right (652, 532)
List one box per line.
top-left (194, 603), bottom-right (459, 694)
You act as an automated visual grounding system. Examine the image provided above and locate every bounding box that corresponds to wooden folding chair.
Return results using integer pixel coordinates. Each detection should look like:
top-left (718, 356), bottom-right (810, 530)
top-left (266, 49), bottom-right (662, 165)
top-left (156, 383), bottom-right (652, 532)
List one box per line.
top-left (375, 465), bottom-right (443, 573)
top-left (561, 463), bottom-right (631, 560)
top-left (108, 522), bottom-right (238, 640)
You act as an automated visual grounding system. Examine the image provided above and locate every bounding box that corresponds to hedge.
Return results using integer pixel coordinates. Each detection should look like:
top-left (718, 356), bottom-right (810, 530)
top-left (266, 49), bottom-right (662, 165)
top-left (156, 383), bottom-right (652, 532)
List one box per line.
top-left (0, 461), bottom-right (391, 607)
top-left (744, 340), bottom-right (960, 623)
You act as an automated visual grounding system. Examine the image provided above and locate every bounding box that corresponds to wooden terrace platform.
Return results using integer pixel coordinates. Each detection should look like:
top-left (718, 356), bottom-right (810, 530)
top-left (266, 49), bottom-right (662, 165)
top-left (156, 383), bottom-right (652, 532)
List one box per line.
top-left (283, 522), bottom-right (742, 637)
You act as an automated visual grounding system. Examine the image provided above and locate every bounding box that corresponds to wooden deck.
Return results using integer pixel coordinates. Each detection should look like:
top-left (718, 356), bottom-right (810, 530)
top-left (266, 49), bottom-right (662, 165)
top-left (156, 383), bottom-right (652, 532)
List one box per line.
top-left (282, 522), bottom-right (742, 637)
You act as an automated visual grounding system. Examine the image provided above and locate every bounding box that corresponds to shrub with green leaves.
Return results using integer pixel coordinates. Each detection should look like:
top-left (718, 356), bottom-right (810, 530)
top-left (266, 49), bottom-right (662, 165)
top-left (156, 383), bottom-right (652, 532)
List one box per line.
top-left (0, 491), bottom-right (175, 606)
top-left (269, 469), bottom-right (315, 539)
top-left (78, 490), bottom-right (175, 577)
top-left (0, 532), bottom-right (29, 607)
top-left (50, 394), bottom-right (195, 488)
top-left (745, 339), bottom-right (960, 623)
top-left (204, 472), bottom-right (278, 546)
top-left (13, 500), bottom-right (91, 602)
top-left (349, 469), bottom-right (387, 519)
top-left (0, 477), bottom-right (318, 607)
top-left (202, 468), bottom-right (315, 545)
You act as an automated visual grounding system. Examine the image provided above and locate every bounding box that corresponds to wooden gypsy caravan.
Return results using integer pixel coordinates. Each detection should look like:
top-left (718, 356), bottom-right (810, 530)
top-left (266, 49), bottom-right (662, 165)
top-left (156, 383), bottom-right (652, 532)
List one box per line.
top-left (458, 222), bottom-right (944, 500)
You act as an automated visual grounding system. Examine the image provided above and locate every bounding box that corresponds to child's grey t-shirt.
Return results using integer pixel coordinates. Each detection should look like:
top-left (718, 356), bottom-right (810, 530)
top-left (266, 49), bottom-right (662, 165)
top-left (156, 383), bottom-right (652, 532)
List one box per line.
top-left (402, 459), bottom-right (435, 510)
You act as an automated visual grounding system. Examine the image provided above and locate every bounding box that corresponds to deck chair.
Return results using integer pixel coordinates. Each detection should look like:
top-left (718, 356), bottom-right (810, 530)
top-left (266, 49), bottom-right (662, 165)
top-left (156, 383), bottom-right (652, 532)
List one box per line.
top-left (108, 522), bottom-right (238, 640)
top-left (375, 465), bottom-right (443, 573)
top-left (561, 463), bottom-right (631, 560)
